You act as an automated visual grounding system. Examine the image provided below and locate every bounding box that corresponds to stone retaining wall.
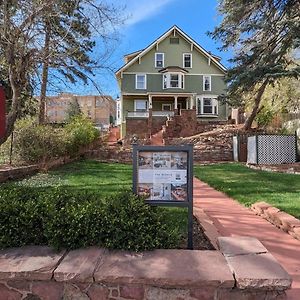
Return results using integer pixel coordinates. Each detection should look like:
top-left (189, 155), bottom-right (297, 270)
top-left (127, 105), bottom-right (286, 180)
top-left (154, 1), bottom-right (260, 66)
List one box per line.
top-left (0, 240), bottom-right (291, 300)
top-left (251, 201), bottom-right (300, 241)
top-left (247, 163), bottom-right (300, 175)
top-left (0, 157), bottom-right (78, 184)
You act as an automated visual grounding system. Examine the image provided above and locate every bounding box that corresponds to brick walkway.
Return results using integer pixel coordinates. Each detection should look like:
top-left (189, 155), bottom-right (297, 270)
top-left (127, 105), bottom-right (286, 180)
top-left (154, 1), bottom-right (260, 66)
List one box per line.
top-left (193, 178), bottom-right (300, 300)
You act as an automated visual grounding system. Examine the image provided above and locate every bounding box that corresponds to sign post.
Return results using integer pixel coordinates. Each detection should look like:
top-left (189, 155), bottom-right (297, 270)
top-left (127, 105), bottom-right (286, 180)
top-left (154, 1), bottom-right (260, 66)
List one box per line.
top-left (0, 85), bottom-right (5, 139)
top-left (133, 144), bottom-right (193, 249)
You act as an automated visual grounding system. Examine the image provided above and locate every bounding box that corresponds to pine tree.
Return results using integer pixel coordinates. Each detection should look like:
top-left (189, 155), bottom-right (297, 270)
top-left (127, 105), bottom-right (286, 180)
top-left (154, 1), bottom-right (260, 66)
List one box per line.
top-left (210, 0), bottom-right (300, 130)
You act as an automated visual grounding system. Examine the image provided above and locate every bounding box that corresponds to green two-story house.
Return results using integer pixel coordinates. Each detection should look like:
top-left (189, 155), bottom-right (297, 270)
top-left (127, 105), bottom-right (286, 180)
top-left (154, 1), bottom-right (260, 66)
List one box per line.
top-left (116, 25), bottom-right (229, 140)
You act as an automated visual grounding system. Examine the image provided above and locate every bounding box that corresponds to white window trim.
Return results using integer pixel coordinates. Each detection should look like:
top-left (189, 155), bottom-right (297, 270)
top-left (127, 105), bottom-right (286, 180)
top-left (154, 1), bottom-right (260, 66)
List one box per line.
top-left (162, 72), bottom-right (184, 89)
top-left (196, 95), bottom-right (219, 116)
top-left (203, 75), bottom-right (212, 92)
top-left (162, 104), bottom-right (172, 111)
top-left (183, 53), bottom-right (192, 68)
top-left (135, 74), bottom-right (147, 90)
top-left (155, 53), bottom-right (164, 68)
top-left (134, 99), bottom-right (148, 111)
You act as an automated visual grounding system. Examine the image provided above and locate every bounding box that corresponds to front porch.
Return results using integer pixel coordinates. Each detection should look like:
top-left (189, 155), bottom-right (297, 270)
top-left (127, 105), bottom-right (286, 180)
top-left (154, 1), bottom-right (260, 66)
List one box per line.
top-left (123, 93), bottom-right (198, 140)
top-left (126, 93), bottom-right (196, 120)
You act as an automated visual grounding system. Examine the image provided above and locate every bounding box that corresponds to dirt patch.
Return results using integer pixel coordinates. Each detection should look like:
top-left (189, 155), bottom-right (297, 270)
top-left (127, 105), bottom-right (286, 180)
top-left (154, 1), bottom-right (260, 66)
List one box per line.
top-left (179, 217), bottom-right (215, 250)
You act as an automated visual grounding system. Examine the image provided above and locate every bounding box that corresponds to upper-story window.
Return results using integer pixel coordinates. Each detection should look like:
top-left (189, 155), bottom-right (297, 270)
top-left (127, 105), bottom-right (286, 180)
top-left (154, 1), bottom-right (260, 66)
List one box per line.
top-left (135, 74), bottom-right (147, 89)
top-left (163, 73), bottom-right (184, 89)
top-left (155, 53), bottom-right (164, 68)
top-left (203, 75), bottom-right (211, 91)
top-left (183, 53), bottom-right (192, 68)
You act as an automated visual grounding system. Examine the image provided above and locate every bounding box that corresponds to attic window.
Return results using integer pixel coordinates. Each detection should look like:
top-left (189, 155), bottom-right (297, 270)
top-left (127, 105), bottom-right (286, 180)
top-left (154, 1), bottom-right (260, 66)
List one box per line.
top-left (170, 37), bottom-right (179, 44)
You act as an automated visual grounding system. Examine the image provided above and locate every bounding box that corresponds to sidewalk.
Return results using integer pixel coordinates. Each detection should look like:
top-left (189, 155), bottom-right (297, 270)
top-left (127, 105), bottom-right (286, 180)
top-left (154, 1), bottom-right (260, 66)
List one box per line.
top-left (193, 178), bottom-right (300, 300)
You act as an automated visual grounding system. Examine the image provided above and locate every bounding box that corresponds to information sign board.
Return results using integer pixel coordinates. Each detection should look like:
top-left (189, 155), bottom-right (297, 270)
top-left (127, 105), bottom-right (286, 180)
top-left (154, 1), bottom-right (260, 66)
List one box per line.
top-left (133, 145), bottom-right (193, 248)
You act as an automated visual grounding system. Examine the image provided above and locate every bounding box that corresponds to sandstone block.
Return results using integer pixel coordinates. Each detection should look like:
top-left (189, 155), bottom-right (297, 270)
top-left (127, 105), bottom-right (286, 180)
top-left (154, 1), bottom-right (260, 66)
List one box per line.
top-left (218, 237), bottom-right (268, 257)
top-left (226, 253), bottom-right (291, 290)
top-left (189, 287), bottom-right (215, 300)
top-left (94, 250), bottom-right (234, 288)
top-left (119, 284), bottom-right (144, 300)
top-left (0, 246), bottom-right (66, 281)
top-left (54, 247), bottom-right (105, 283)
top-left (87, 284), bottom-right (110, 300)
top-left (0, 282), bottom-right (22, 300)
top-left (31, 281), bottom-right (64, 300)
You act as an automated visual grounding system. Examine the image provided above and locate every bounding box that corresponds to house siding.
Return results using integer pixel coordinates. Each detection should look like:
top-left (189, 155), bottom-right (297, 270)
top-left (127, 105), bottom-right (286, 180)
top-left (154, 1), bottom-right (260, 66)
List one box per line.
top-left (122, 74), bottom-right (226, 95)
top-left (125, 32), bottom-right (224, 75)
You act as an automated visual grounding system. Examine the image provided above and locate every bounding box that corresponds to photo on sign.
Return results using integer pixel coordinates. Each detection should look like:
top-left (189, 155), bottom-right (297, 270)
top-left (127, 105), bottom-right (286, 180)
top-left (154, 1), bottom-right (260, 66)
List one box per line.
top-left (138, 183), bottom-right (172, 201)
top-left (153, 152), bottom-right (171, 169)
top-left (138, 183), bottom-right (153, 199)
top-left (171, 152), bottom-right (188, 170)
top-left (171, 183), bottom-right (187, 201)
top-left (138, 152), bottom-right (153, 169)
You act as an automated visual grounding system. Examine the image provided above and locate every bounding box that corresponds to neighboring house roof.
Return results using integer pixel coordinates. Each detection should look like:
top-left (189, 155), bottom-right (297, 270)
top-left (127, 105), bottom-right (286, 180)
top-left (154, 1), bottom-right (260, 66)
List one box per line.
top-left (116, 25), bottom-right (227, 76)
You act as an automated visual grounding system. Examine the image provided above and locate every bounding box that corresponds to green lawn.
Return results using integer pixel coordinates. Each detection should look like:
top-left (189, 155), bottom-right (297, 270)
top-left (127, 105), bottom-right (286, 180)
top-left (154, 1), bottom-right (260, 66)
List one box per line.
top-left (5, 160), bottom-right (188, 244)
top-left (194, 163), bottom-right (300, 219)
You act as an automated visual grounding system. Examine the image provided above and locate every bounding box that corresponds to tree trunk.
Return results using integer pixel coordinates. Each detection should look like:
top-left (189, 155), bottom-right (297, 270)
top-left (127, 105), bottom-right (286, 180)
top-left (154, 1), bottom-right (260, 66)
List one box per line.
top-left (243, 79), bottom-right (269, 131)
top-left (39, 22), bottom-right (51, 124)
top-left (0, 86), bottom-right (21, 146)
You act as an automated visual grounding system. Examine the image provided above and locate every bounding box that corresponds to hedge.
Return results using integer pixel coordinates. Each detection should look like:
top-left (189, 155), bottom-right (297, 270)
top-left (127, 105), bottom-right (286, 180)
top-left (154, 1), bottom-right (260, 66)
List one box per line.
top-left (0, 188), bottom-right (180, 251)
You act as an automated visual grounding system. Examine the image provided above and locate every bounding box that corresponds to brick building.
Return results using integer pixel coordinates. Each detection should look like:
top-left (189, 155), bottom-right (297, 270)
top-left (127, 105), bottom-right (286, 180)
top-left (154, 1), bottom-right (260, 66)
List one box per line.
top-left (45, 93), bottom-right (116, 129)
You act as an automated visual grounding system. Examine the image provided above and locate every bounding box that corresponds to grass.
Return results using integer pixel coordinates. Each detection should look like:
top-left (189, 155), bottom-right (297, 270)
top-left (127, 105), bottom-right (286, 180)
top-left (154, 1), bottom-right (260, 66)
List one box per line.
top-left (194, 163), bottom-right (300, 219)
top-left (3, 159), bottom-right (188, 244)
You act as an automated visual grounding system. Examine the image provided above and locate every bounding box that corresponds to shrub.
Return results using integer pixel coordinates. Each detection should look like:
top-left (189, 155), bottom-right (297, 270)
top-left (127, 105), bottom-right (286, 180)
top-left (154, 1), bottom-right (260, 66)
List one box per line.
top-left (9, 116), bottom-right (100, 164)
top-left (13, 118), bottom-right (67, 163)
top-left (101, 191), bottom-right (179, 251)
top-left (255, 107), bottom-right (275, 128)
top-left (43, 189), bottom-right (104, 250)
top-left (0, 187), bottom-right (48, 248)
top-left (0, 188), bottom-right (180, 251)
top-left (65, 115), bottom-right (100, 154)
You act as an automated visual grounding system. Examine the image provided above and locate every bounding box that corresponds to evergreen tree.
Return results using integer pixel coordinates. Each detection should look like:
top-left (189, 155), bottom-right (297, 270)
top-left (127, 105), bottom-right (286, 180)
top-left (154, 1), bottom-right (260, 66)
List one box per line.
top-left (66, 99), bottom-right (82, 122)
top-left (210, 0), bottom-right (300, 130)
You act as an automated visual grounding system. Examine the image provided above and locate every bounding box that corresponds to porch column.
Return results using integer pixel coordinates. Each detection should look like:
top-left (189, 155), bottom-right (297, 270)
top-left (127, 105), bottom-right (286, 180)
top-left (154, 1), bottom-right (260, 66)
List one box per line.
top-left (148, 95), bottom-right (153, 137)
top-left (191, 96), bottom-right (196, 110)
top-left (148, 95), bottom-right (153, 110)
top-left (174, 96), bottom-right (178, 115)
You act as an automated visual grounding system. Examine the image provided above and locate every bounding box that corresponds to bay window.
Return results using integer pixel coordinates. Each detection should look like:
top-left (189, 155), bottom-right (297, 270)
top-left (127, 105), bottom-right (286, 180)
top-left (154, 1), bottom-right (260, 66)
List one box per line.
top-left (163, 73), bottom-right (184, 89)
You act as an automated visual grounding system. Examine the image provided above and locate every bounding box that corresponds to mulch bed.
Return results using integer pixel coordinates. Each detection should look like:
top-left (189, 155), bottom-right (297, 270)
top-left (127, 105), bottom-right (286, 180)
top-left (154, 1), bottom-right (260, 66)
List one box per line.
top-left (179, 217), bottom-right (215, 250)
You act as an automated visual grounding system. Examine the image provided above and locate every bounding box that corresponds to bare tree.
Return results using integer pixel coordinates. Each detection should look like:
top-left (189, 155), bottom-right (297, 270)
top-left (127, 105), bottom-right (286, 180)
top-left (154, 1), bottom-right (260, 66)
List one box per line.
top-left (0, 0), bottom-right (124, 144)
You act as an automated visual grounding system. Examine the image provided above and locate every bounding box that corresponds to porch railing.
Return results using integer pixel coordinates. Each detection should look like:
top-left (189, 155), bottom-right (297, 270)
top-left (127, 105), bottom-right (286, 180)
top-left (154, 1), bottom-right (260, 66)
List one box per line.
top-left (152, 111), bottom-right (175, 117)
top-left (127, 111), bottom-right (175, 118)
top-left (127, 111), bottom-right (149, 118)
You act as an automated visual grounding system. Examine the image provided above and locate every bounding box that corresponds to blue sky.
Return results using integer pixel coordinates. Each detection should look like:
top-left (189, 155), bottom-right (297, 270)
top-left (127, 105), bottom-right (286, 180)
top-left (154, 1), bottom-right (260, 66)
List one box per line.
top-left (63, 0), bottom-right (231, 98)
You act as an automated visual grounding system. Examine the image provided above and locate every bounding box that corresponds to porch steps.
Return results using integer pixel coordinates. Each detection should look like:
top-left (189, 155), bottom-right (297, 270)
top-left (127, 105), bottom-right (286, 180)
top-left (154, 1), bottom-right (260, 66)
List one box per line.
top-left (150, 129), bottom-right (164, 146)
top-left (107, 127), bottom-right (120, 146)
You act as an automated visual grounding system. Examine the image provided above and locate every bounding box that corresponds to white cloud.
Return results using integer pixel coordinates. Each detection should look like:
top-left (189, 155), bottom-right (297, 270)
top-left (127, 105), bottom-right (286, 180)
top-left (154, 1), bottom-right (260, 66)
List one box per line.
top-left (117, 0), bottom-right (175, 26)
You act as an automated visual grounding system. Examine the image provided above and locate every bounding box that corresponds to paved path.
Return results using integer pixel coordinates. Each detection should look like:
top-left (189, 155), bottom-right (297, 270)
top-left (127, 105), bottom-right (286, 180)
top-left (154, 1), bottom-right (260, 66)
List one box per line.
top-left (193, 178), bottom-right (300, 300)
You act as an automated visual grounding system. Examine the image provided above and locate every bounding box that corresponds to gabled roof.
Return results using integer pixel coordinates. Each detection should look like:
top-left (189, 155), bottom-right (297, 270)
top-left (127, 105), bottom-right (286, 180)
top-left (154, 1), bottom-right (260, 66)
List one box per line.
top-left (116, 25), bottom-right (227, 76)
